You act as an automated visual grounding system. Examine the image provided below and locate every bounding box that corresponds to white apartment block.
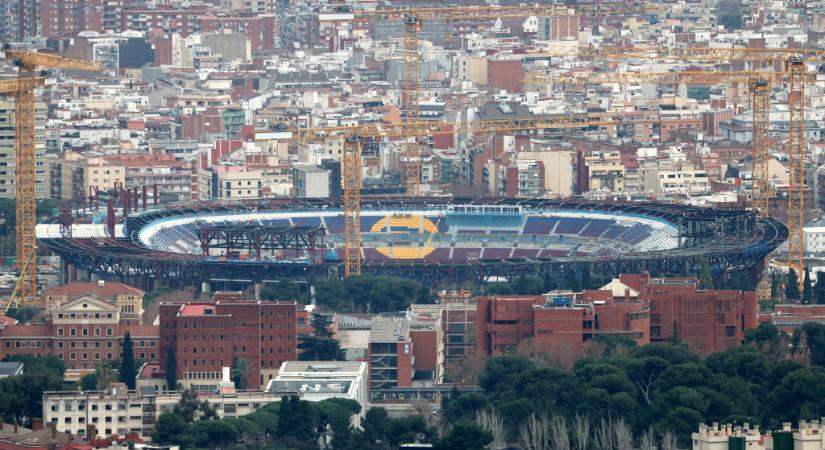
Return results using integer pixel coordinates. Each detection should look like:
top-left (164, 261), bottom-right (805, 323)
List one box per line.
top-left (43, 382), bottom-right (295, 439)
top-left (0, 101), bottom-right (49, 199)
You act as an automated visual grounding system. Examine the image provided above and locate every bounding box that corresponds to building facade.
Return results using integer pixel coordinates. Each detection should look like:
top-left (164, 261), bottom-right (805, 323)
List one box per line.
top-left (0, 296), bottom-right (158, 381)
top-left (0, 101), bottom-right (48, 199)
top-left (42, 281), bottom-right (144, 325)
top-left (159, 300), bottom-right (298, 390)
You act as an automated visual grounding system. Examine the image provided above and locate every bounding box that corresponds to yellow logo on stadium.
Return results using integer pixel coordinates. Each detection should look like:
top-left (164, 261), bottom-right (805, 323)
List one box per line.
top-left (371, 214), bottom-right (441, 259)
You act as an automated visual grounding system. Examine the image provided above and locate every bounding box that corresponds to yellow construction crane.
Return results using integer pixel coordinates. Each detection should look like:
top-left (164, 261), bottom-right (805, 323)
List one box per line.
top-left (287, 113), bottom-right (622, 275)
top-left (3, 245), bottom-right (35, 315)
top-left (535, 44), bottom-right (825, 286)
top-left (524, 69), bottom-right (793, 215)
top-left (357, 3), bottom-right (658, 196)
top-left (1, 49), bottom-right (104, 305)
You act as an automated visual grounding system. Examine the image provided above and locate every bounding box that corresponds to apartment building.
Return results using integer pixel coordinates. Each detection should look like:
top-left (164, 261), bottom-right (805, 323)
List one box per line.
top-left (44, 381), bottom-right (291, 439)
top-left (159, 300), bottom-right (298, 390)
top-left (52, 152), bottom-right (125, 202)
top-left (198, 165), bottom-right (263, 200)
top-left (585, 151), bottom-right (625, 193)
top-left (104, 154), bottom-right (192, 202)
top-left (292, 165), bottom-right (330, 198)
top-left (0, 101), bottom-right (49, 199)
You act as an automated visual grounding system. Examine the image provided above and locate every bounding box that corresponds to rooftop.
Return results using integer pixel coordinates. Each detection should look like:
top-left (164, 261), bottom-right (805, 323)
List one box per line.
top-left (369, 315), bottom-right (411, 343)
top-left (43, 281), bottom-right (143, 299)
top-left (280, 361), bottom-right (366, 374)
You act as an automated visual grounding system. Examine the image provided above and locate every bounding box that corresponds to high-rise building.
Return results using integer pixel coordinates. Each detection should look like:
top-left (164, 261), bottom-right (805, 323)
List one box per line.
top-left (0, 101), bottom-right (49, 199)
top-left (3, 0), bottom-right (123, 40)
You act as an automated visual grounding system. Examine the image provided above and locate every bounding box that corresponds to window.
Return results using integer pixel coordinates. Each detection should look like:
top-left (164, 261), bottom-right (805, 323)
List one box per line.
top-left (70, 329), bottom-right (76, 336)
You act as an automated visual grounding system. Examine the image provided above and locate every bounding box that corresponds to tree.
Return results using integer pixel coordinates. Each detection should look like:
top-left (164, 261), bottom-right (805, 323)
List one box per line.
top-left (81, 362), bottom-right (115, 391)
top-left (261, 279), bottom-right (303, 301)
top-left (231, 358), bottom-right (252, 390)
top-left (564, 268), bottom-right (581, 291)
top-left (5, 306), bottom-right (38, 322)
top-left (277, 395), bottom-right (318, 445)
top-left (571, 414), bottom-right (591, 450)
top-left (312, 314), bottom-right (334, 338)
top-left (153, 412), bottom-right (189, 444)
top-left (581, 265), bottom-right (593, 290)
top-left (80, 372), bottom-right (98, 391)
top-left (771, 271), bottom-right (781, 300)
top-left (298, 335), bottom-right (345, 361)
top-left (786, 269), bottom-right (801, 300)
top-left (815, 272), bottom-right (825, 305)
top-left (165, 346), bottom-right (177, 390)
top-left (698, 255), bottom-right (713, 290)
top-left (803, 267), bottom-right (813, 304)
top-left (519, 412), bottom-right (551, 450)
top-left (434, 420), bottom-right (492, 450)
top-left (173, 389), bottom-right (216, 422)
top-left (475, 409), bottom-right (506, 450)
top-left (120, 332), bottom-right (136, 389)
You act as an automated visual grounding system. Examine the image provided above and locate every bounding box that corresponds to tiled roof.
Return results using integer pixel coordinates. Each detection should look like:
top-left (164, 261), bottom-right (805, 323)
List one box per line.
top-left (43, 282), bottom-right (143, 299)
top-left (1, 324), bottom-right (50, 337)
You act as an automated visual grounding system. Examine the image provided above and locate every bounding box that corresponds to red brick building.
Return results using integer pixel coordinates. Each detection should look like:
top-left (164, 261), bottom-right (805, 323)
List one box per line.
top-left (487, 59), bottom-right (524, 94)
top-left (159, 300), bottom-right (297, 390)
top-left (476, 274), bottom-right (758, 359)
top-left (0, 296), bottom-right (158, 380)
top-left (620, 274), bottom-right (758, 354)
top-left (476, 291), bottom-right (649, 360)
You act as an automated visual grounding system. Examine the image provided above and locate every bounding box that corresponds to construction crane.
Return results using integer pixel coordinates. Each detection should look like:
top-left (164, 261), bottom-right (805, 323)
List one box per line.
top-left (3, 245), bottom-right (35, 315)
top-left (524, 69), bottom-right (792, 215)
top-left (357, 2), bottom-right (658, 196)
top-left (534, 44), bottom-right (824, 288)
top-left (286, 113), bottom-right (622, 275)
top-left (0, 49), bottom-right (104, 305)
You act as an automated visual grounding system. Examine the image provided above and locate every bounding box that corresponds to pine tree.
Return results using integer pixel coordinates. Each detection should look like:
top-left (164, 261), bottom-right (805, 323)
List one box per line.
top-left (786, 269), bottom-right (801, 300)
top-left (165, 346), bottom-right (177, 391)
top-left (770, 271), bottom-right (780, 300)
top-left (581, 265), bottom-right (592, 290)
top-left (803, 267), bottom-right (813, 304)
top-left (120, 332), bottom-right (136, 389)
top-left (698, 255), bottom-right (713, 290)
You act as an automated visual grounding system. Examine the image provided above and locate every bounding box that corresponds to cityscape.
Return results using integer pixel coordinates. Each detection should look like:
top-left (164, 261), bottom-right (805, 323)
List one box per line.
top-left (0, 0), bottom-right (824, 449)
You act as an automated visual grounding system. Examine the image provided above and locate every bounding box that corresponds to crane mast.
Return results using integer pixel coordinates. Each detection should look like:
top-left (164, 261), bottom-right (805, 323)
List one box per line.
top-left (1, 50), bottom-right (103, 304)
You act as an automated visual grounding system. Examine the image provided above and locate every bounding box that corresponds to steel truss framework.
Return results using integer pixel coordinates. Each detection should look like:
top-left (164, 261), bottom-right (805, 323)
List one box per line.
top-left (41, 198), bottom-right (787, 289)
top-left (197, 223), bottom-right (325, 261)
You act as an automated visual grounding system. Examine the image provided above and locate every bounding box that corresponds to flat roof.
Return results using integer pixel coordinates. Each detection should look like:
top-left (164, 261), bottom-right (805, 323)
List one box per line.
top-left (280, 361), bottom-right (366, 373)
top-left (337, 329), bottom-right (370, 350)
top-left (268, 380), bottom-right (352, 395)
top-left (179, 304), bottom-right (215, 316)
top-left (370, 315), bottom-right (410, 343)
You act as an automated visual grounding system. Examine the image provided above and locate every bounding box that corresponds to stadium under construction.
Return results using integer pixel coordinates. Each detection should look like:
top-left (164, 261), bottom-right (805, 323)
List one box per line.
top-left (37, 198), bottom-right (788, 291)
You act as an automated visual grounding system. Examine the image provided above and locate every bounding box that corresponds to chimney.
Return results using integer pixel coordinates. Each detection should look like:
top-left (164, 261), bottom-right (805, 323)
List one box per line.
top-left (47, 421), bottom-right (56, 439)
top-left (31, 418), bottom-right (42, 430)
top-left (14, 421), bottom-right (18, 434)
